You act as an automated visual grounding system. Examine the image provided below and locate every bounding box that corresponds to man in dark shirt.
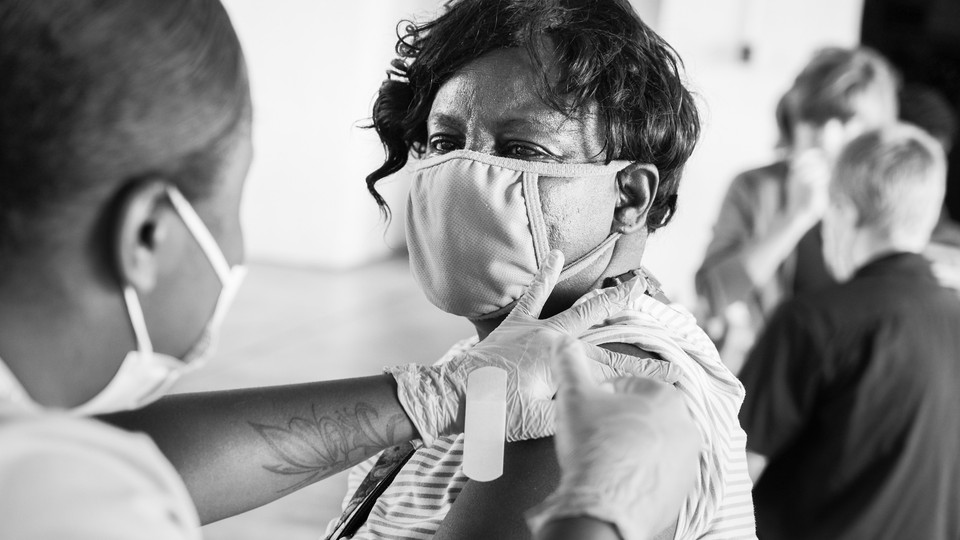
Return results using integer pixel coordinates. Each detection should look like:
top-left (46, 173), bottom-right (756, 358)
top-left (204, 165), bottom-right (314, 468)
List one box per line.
top-left (740, 122), bottom-right (960, 539)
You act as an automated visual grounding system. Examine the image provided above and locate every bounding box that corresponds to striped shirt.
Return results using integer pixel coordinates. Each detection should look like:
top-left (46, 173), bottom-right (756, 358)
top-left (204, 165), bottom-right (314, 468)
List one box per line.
top-left (329, 291), bottom-right (757, 539)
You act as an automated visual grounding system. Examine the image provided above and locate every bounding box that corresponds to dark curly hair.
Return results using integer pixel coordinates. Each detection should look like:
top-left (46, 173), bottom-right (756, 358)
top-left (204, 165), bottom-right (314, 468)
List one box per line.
top-left (366, 0), bottom-right (700, 231)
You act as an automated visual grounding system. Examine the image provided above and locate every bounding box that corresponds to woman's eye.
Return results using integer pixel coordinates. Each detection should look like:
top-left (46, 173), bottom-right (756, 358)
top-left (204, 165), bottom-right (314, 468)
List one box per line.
top-left (504, 143), bottom-right (549, 160)
top-left (428, 136), bottom-right (461, 154)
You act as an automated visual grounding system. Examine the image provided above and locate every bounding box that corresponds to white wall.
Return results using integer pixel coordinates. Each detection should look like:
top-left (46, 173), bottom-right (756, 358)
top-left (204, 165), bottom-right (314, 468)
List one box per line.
top-left (642, 0), bottom-right (864, 307)
top-left (225, 0), bottom-right (865, 306)
top-left (223, 0), bottom-right (440, 268)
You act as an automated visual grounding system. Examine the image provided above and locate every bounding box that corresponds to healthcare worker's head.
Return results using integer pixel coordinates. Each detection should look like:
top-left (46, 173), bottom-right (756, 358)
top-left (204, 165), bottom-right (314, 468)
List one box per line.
top-left (0, 0), bottom-right (251, 412)
top-left (786, 47), bottom-right (899, 161)
top-left (367, 0), bottom-right (699, 329)
top-left (822, 123), bottom-right (946, 281)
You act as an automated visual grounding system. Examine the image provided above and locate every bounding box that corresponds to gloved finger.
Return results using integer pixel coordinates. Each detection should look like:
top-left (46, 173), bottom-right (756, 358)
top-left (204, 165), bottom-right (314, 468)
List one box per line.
top-left (543, 279), bottom-right (638, 336)
top-left (581, 342), bottom-right (681, 384)
top-left (507, 400), bottom-right (556, 442)
top-left (507, 250), bottom-right (564, 321)
top-left (552, 337), bottom-right (599, 398)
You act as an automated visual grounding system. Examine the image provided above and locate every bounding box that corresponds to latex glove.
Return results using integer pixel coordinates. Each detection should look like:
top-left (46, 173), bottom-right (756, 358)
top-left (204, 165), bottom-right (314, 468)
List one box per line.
top-left (526, 338), bottom-right (701, 540)
top-left (387, 250), bottom-right (679, 446)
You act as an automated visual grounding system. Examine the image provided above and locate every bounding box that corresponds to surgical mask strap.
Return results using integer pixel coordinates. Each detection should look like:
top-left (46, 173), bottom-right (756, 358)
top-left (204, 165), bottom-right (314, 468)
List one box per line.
top-left (166, 186), bottom-right (232, 285)
top-left (123, 284), bottom-right (154, 356)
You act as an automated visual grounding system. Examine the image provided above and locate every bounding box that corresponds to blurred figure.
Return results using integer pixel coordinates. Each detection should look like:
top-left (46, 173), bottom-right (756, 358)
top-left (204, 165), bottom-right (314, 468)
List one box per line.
top-left (899, 84), bottom-right (960, 286)
top-left (739, 123), bottom-right (960, 540)
top-left (527, 339), bottom-right (700, 540)
top-left (696, 47), bottom-right (898, 373)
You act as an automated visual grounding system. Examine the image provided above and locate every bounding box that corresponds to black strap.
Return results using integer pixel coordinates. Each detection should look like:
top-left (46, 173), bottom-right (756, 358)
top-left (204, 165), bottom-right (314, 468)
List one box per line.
top-left (326, 441), bottom-right (418, 539)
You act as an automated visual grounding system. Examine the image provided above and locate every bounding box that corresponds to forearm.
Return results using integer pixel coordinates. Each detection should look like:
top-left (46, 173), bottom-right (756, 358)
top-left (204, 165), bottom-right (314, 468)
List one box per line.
top-left (740, 212), bottom-right (816, 288)
top-left (536, 518), bottom-right (623, 540)
top-left (100, 374), bottom-right (417, 524)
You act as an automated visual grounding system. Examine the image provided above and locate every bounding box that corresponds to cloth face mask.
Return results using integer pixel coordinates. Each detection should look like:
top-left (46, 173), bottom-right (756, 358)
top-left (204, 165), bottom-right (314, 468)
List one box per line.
top-left (406, 150), bottom-right (631, 320)
top-left (71, 187), bottom-right (246, 416)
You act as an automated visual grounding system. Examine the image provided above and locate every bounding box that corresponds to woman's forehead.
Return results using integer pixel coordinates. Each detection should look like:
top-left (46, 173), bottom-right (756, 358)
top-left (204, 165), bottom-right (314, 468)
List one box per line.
top-left (428, 48), bottom-right (601, 145)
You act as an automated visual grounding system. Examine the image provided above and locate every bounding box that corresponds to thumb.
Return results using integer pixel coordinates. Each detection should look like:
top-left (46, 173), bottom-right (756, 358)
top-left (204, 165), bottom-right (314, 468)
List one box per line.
top-left (553, 337), bottom-right (599, 398)
top-left (507, 250), bottom-right (564, 321)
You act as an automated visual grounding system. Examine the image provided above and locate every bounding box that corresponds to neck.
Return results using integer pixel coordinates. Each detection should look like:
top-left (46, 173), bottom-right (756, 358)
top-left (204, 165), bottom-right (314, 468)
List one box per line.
top-left (470, 266), bottom-right (646, 342)
top-left (849, 233), bottom-right (923, 276)
top-left (0, 263), bottom-right (131, 408)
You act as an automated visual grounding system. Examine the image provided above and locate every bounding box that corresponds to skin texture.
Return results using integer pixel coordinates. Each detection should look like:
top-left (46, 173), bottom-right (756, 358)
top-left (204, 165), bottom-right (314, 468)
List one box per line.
top-left (424, 48), bottom-right (681, 539)
top-left (425, 48), bottom-right (659, 340)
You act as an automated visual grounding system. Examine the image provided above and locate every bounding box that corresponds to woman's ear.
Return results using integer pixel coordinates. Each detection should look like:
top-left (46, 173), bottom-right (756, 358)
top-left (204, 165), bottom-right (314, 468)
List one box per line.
top-left (613, 163), bottom-right (660, 234)
top-left (112, 178), bottom-right (177, 293)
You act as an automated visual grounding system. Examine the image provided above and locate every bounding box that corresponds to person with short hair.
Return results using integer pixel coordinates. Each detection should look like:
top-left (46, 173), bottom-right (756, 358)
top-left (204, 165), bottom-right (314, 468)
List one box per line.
top-left (0, 1), bottom-right (648, 536)
top-left (739, 122), bottom-right (960, 539)
top-left (696, 47), bottom-right (899, 372)
top-left (325, 1), bottom-right (755, 538)
top-left (898, 83), bottom-right (960, 286)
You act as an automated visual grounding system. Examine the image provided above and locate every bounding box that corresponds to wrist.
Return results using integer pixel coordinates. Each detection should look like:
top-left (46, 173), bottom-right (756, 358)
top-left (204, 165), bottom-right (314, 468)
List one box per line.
top-left (526, 486), bottom-right (652, 540)
top-left (535, 517), bottom-right (622, 540)
top-left (385, 362), bottom-right (466, 446)
top-left (783, 206), bottom-right (820, 232)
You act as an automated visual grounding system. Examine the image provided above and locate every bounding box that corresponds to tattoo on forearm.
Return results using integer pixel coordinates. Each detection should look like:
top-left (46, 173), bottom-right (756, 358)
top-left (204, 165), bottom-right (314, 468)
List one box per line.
top-left (250, 402), bottom-right (407, 493)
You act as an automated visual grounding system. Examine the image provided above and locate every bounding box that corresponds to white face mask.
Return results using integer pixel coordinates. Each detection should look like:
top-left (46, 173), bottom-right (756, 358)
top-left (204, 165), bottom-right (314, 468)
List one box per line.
top-left (406, 150), bottom-right (630, 320)
top-left (71, 187), bottom-right (246, 416)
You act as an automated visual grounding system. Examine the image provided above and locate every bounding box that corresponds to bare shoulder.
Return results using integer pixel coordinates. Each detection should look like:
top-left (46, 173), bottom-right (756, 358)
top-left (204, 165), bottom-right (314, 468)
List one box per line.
top-left (433, 437), bottom-right (558, 540)
top-left (434, 341), bottom-right (671, 540)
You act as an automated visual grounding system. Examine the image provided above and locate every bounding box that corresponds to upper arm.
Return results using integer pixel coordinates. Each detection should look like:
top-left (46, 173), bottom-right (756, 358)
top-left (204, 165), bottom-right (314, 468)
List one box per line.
top-left (435, 342), bottom-right (678, 540)
top-left (699, 176), bottom-right (756, 270)
top-left (695, 177), bottom-right (759, 316)
top-left (435, 438), bottom-right (679, 540)
top-left (739, 302), bottom-right (822, 457)
top-left (433, 437), bottom-right (558, 540)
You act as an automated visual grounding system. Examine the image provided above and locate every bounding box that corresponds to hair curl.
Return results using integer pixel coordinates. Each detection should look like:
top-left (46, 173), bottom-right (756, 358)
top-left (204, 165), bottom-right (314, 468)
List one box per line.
top-left (366, 0), bottom-right (700, 231)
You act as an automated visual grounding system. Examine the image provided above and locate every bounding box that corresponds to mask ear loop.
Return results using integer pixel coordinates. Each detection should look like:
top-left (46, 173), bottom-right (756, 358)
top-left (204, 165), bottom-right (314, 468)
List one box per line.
top-left (165, 186), bottom-right (232, 285)
top-left (123, 285), bottom-right (154, 357)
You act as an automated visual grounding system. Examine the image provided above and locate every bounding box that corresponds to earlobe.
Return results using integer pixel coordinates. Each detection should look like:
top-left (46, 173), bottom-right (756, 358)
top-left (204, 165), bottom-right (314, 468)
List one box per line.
top-left (613, 163), bottom-right (660, 234)
top-left (113, 178), bottom-right (175, 293)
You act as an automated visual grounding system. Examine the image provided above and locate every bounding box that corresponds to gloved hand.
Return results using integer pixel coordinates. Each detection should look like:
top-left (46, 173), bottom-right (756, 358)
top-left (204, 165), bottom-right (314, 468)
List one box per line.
top-left (387, 250), bottom-right (679, 446)
top-left (526, 338), bottom-right (701, 540)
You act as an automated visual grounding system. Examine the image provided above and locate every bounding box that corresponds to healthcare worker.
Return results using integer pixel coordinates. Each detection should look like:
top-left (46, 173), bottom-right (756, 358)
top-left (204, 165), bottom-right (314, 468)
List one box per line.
top-left (0, 0), bottom-right (658, 537)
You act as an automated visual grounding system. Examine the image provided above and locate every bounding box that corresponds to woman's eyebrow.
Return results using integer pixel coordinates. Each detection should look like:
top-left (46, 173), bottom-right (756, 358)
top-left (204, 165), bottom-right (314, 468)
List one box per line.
top-left (497, 116), bottom-right (561, 133)
top-left (427, 112), bottom-right (466, 131)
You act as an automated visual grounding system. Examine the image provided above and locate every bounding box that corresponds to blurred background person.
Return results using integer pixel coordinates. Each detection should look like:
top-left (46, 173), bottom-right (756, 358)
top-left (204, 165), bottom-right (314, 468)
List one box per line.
top-left (695, 47), bottom-right (898, 373)
top-left (738, 123), bottom-right (960, 540)
top-left (897, 83), bottom-right (960, 286)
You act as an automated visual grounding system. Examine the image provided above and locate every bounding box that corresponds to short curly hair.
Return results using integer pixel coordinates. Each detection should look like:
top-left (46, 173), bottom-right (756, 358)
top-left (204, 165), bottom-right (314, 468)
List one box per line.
top-left (366, 0), bottom-right (700, 231)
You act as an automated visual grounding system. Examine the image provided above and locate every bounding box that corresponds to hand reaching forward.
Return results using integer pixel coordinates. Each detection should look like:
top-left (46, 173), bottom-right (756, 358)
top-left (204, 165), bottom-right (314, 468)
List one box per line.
top-left (526, 338), bottom-right (701, 540)
top-left (786, 148), bottom-right (831, 225)
top-left (387, 250), bottom-right (680, 446)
